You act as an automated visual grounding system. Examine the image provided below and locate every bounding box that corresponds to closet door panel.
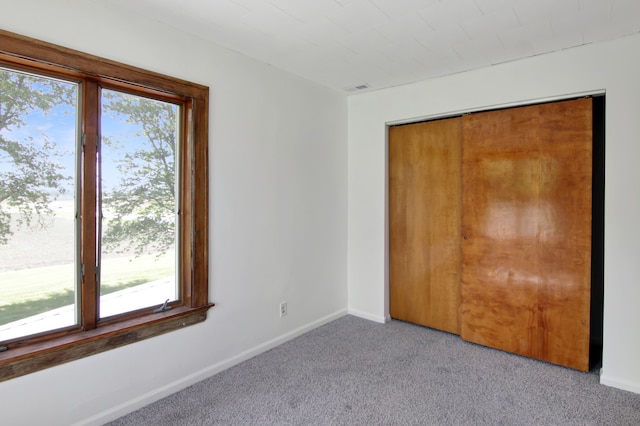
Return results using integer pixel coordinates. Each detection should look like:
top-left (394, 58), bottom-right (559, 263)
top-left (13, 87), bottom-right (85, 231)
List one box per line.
top-left (389, 118), bottom-right (462, 334)
top-left (460, 105), bottom-right (543, 359)
top-left (460, 99), bottom-right (593, 371)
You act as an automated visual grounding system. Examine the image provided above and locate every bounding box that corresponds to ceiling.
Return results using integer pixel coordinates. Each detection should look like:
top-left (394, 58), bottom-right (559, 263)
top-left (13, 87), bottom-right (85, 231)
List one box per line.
top-left (105, 0), bottom-right (640, 93)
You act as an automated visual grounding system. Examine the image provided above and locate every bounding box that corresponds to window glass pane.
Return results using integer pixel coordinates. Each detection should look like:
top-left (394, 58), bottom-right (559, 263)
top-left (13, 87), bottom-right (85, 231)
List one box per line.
top-left (99, 89), bottom-right (179, 318)
top-left (0, 67), bottom-right (78, 341)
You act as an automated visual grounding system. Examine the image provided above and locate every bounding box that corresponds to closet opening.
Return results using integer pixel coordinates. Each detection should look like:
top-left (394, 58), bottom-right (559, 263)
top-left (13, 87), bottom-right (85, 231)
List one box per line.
top-left (389, 94), bottom-right (605, 372)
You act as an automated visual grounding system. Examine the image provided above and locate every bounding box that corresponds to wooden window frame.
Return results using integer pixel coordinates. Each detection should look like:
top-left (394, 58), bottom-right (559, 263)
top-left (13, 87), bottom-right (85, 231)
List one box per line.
top-left (0, 29), bottom-right (212, 382)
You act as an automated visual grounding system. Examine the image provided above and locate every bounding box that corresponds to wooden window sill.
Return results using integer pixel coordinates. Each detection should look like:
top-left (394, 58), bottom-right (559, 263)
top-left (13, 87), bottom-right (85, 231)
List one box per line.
top-left (0, 304), bottom-right (214, 382)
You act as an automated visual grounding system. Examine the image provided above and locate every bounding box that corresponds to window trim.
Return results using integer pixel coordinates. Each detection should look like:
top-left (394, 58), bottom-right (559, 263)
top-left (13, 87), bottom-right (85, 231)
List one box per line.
top-left (0, 29), bottom-right (212, 382)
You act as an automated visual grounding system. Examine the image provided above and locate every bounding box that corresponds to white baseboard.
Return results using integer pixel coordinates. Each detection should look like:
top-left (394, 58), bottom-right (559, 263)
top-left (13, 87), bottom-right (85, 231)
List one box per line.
top-left (347, 308), bottom-right (389, 324)
top-left (77, 308), bottom-right (348, 426)
top-left (600, 371), bottom-right (640, 394)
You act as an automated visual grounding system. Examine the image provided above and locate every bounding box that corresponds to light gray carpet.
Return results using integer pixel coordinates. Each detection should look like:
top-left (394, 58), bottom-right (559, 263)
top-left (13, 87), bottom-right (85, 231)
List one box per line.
top-left (108, 315), bottom-right (640, 425)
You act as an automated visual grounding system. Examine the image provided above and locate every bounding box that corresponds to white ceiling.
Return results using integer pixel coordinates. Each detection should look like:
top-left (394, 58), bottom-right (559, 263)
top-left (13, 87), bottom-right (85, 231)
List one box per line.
top-left (105, 0), bottom-right (640, 93)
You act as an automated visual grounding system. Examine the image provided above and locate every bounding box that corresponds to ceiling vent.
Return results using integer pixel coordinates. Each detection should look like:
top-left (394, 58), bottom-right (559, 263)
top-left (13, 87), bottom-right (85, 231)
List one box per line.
top-left (344, 83), bottom-right (370, 93)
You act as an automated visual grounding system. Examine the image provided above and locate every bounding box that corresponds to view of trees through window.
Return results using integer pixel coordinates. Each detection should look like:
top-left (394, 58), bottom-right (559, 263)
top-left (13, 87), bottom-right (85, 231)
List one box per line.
top-left (0, 67), bottom-right (179, 341)
top-left (99, 89), bottom-right (179, 318)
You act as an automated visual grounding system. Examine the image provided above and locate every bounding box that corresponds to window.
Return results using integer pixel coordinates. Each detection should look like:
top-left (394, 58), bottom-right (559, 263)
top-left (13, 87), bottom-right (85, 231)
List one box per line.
top-left (0, 29), bottom-right (211, 381)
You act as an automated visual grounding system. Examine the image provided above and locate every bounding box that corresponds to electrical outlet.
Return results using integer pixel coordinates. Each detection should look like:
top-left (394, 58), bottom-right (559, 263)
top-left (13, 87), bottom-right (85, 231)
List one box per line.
top-left (280, 301), bottom-right (287, 317)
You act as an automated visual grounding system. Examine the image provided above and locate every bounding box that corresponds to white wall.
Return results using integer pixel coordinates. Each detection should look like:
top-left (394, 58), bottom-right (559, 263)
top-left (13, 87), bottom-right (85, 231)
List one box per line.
top-left (348, 33), bottom-right (640, 394)
top-left (0, 1), bottom-right (348, 425)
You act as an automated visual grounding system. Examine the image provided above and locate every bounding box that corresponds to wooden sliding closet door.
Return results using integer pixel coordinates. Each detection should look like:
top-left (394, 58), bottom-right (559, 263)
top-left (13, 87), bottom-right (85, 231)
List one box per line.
top-left (389, 118), bottom-right (462, 334)
top-left (460, 98), bottom-right (593, 371)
